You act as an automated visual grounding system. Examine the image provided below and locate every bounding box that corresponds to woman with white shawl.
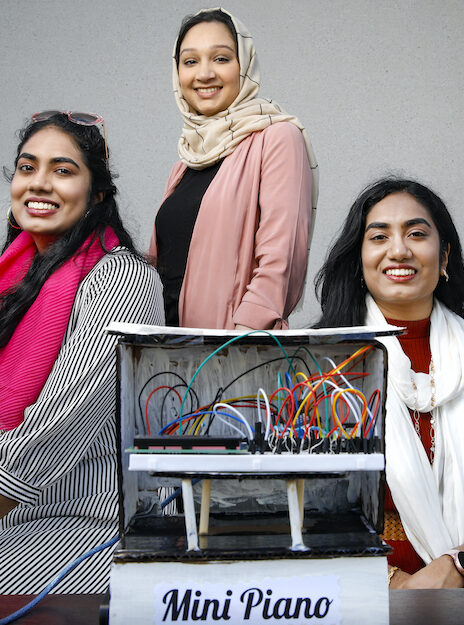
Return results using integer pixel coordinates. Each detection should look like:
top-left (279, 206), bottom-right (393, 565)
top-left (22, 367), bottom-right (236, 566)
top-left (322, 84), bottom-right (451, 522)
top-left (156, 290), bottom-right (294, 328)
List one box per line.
top-left (315, 177), bottom-right (464, 588)
top-left (148, 7), bottom-right (318, 330)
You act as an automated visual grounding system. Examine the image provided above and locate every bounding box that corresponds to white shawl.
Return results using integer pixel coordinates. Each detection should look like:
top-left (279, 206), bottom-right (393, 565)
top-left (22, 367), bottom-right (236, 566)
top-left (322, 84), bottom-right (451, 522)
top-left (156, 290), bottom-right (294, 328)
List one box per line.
top-left (172, 7), bottom-right (319, 217)
top-left (366, 295), bottom-right (464, 562)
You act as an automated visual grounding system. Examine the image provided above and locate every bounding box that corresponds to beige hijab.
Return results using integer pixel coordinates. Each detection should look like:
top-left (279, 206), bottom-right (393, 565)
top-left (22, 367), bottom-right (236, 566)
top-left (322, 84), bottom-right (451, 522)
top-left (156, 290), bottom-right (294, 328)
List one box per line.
top-left (173, 7), bottom-right (319, 216)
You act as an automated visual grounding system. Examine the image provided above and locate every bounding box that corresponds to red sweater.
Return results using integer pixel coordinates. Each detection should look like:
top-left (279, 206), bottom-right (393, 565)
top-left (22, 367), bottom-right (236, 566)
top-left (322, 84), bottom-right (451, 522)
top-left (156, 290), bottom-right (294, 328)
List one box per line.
top-left (384, 317), bottom-right (432, 574)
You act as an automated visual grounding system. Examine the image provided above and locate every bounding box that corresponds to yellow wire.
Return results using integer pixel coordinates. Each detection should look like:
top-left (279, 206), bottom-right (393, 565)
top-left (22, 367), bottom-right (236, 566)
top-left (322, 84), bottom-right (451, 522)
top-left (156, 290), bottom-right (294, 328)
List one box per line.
top-left (191, 395), bottom-right (267, 435)
top-left (291, 379), bottom-right (323, 434)
top-left (291, 372), bottom-right (322, 434)
top-left (331, 388), bottom-right (368, 438)
top-left (331, 391), bottom-right (351, 438)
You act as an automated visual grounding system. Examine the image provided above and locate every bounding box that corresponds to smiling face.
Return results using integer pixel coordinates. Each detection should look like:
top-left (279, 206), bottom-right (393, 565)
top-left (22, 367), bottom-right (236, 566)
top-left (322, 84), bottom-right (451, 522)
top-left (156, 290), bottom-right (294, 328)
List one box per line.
top-left (361, 191), bottom-right (448, 320)
top-left (178, 20), bottom-right (240, 117)
top-left (10, 126), bottom-right (91, 253)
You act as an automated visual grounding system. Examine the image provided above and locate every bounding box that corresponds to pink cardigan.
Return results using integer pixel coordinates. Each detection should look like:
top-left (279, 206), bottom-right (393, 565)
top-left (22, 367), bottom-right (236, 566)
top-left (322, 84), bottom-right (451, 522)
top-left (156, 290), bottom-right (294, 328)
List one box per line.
top-left (149, 122), bottom-right (312, 330)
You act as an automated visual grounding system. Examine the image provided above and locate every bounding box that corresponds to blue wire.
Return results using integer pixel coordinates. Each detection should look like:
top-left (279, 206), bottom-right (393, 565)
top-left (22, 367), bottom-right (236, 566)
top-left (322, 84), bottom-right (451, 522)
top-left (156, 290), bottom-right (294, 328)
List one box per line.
top-left (161, 478), bottom-right (202, 509)
top-left (277, 371), bottom-right (283, 414)
top-left (158, 410), bottom-right (255, 435)
top-left (284, 372), bottom-right (293, 388)
top-left (0, 535), bottom-right (119, 625)
top-left (285, 371), bottom-right (301, 429)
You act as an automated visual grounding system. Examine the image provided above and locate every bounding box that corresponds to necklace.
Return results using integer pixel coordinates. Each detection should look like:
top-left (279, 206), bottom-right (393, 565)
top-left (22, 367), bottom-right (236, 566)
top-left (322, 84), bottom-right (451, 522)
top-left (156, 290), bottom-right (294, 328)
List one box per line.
top-left (410, 358), bottom-right (436, 463)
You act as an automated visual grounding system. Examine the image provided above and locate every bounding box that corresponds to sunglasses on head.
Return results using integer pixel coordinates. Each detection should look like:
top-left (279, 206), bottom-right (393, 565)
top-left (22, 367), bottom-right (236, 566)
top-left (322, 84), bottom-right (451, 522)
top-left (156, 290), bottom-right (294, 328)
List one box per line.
top-left (31, 110), bottom-right (108, 164)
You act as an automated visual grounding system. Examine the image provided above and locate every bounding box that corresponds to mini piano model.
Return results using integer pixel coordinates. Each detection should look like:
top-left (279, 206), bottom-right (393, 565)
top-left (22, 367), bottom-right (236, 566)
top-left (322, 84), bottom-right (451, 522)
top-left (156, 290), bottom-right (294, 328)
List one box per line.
top-left (103, 325), bottom-right (400, 625)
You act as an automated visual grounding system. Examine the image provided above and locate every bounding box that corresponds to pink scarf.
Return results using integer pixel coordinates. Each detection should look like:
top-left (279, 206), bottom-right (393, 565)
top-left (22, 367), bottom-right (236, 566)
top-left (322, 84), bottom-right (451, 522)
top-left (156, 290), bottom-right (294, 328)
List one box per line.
top-left (0, 228), bottom-right (118, 430)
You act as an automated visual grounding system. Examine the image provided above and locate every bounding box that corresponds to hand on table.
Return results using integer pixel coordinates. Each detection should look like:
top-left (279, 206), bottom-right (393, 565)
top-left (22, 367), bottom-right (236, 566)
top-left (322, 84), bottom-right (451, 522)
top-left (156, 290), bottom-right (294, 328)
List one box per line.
top-left (390, 545), bottom-right (464, 589)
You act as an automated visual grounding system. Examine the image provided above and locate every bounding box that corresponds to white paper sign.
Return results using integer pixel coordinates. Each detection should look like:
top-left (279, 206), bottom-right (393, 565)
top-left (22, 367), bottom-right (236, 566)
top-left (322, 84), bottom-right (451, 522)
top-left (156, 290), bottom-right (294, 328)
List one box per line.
top-left (152, 575), bottom-right (341, 624)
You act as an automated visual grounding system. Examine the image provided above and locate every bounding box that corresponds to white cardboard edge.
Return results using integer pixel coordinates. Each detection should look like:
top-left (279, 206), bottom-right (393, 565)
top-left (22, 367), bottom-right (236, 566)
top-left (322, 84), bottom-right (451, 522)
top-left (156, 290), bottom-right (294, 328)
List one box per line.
top-left (105, 322), bottom-right (405, 338)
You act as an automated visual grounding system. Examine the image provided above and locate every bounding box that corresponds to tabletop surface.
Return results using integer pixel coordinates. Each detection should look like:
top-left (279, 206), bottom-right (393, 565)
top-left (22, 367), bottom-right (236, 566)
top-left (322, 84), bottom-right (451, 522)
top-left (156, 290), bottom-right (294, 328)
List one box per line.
top-left (0, 594), bottom-right (105, 625)
top-left (1, 589), bottom-right (463, 624)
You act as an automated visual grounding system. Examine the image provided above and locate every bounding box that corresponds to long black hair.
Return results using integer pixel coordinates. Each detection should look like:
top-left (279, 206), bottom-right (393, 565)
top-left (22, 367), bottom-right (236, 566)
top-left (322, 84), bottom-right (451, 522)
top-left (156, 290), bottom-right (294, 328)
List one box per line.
top-left (315, 178), bottom-right (464, 327)
top-left (0, 113), bottom-right (138, 347)
top-left (174, 8), bottom-right (238, 66)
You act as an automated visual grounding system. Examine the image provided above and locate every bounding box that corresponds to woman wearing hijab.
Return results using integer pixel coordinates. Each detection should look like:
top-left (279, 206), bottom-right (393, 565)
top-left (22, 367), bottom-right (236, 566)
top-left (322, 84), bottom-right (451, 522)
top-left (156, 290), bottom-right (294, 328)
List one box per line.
top-left (149, 8), bottom-right (319, 330)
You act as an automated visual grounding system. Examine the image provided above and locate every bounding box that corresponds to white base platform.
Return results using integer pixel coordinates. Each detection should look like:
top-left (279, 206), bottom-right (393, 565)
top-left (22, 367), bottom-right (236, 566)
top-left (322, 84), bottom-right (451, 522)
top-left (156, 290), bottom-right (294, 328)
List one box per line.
top-left (128, 452), bottom-right (385, 474)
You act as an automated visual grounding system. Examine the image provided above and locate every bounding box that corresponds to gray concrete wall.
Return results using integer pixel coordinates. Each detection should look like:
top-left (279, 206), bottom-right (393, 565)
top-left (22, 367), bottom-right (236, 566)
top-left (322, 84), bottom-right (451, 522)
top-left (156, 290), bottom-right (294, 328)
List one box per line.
top-left (1, 0), bottom-right (463, 325)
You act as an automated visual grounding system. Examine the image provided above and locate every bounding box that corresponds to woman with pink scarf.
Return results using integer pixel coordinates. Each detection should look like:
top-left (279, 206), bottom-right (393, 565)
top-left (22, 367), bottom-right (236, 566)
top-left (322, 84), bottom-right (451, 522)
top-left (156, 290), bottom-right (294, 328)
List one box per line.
top-left (0, 112), bottom-right (163, 593)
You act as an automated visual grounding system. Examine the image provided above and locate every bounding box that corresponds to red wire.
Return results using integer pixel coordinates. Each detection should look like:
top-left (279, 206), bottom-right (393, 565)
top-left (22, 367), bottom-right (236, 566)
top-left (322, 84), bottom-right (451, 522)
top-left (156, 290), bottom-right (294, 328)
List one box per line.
top-left (145, 386), bottom-right (182, 436)
top-left (364, 389), bottom-right (381, 437)
top-left (278, 396), bottom-right (299, 438)
top-left (268, 387), bottom-right (296, 435)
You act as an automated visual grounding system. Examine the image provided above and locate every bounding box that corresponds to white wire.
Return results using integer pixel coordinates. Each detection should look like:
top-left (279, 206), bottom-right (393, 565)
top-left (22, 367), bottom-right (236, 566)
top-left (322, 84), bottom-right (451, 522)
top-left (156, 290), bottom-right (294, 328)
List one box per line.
top-left (309, 436), bottom-right (325, 454)
top-left (321, 356), bottom-right (355, 390)
top-left (322, 357), bottom-right (374, 425)
top-left (256, 388), bottom-right (271, 440)
top-left (215, 414), bottom-right (248, 438)
top-left (213, 403), bottom-right (254, 440)
top-left (268, 431), bottom-right (278, 453)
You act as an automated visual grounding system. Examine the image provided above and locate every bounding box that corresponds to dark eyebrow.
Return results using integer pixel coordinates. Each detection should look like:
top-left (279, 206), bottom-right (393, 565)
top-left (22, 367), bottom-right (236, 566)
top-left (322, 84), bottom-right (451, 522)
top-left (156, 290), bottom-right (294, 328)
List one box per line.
top-left (365, 217), bottom-right (432, 232)
top-left (405, 217), bottom-right (432, 228)
top-left (180, 44), bottom-right (235, 55)
top-left (50, 157), bottom-right (80, 169)
top-left (365, 221), bottom-right (388, 232)
top-left (17, 152), bottom-right (36, 161)
top-left (17, 153), bottom-right (80, 169)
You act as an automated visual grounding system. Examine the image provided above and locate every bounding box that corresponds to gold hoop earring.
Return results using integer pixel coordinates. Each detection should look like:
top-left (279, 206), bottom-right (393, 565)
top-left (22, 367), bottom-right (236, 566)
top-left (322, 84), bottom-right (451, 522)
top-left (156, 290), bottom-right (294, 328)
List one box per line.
top-left (442, 268), bottom-right (449, 282)
top-left (6, 207), bottom-right (21, 230)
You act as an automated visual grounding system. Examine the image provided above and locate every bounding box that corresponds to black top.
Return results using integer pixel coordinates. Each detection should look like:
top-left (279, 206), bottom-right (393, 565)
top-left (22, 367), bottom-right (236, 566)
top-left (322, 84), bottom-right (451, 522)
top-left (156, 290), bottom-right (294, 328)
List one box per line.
top-left (156, 161), bottom-right (223, 325)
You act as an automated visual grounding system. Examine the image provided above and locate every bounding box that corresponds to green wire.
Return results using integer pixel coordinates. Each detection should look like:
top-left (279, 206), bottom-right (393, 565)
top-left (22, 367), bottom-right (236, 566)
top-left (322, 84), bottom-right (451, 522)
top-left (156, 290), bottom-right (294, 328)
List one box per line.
top-left (179, 330), bottom-right (295, 433)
